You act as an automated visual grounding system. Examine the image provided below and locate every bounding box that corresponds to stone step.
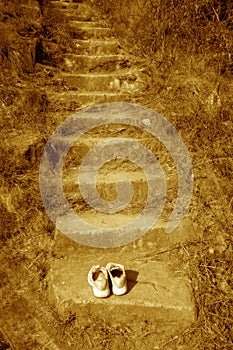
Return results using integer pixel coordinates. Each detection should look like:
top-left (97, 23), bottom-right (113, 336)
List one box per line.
top-left (48, 240), bottom-right (195, 346)
top-left (50, 0), bottom-right (73, 2)
top-left (50, 0), bottom-right (79, 7)
top-left (60, 72), bottom-right (134, 92)
top-left (70, 20), bottom-right (107, 28)
top-left (63, 166), bottom-right (148, 205)
top-left (57, 212), bottom-right (167, 233)
top-left (60, 0), bottom-right (84, 2)
top-left (63, 165), bottom-right (174, 185)
top-left (74, 38), bottom-right (121, 55)
top-left (51, 212), bottom-right (196, 254)
top-left (63, 189), bottom-right (175, 219)
top-left (62, 172), bottom-right (175, 220)
top-left (62, 135), bottom-right (159, 152)
top-left (69, 25), bottom-right (113, 40)
top-left (51, 0), bottom-right (81, 2)
top-left (50, 0), bottom-right (87, 7)
top-left (63, 54), bottom-right (131, 73)
top-left (47, 91), bottom-right (130, 108)
top-left (62, 11), bottom-right (97, 22)
top-left (51, 1), bottom-right (98, 20)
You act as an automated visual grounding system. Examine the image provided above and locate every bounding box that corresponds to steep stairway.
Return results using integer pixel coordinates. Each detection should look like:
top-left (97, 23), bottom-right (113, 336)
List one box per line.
top-left (0, 1), bottom-right (197, 349)
top-left (43, 0), bottom-right (196, 348)
top-left (48, 0), bottom-right (146, 109)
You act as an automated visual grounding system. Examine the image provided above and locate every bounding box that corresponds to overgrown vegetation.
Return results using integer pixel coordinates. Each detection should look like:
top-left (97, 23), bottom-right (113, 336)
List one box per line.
top-left (92, 0), bottom-right (233, 70)
top-left (89, 0), bottom-right (233, 348)
top-left (0, 0), bottom-right (73, 120)
top-left (1, 0), bottom-right (233, 349)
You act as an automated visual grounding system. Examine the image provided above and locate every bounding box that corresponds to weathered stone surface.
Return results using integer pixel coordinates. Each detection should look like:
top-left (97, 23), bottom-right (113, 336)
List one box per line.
top-left (69, 26), bottom-right (113, 40)
top-left (61, 72), bottom-right (133, 92)
top-left (70, 20), bottom-right (105, 29)
top-left (74, 39), bottom-right (122, 55)
top-left (52, 212), bottom-right (197, 255)
top-left (46, 0), bottom-right (196, 339)
top-left (63, 54), bottom-right (129, 73)
top-left (48, 242), bottom-right (195, 327)
top-left (47, 91), bottom-right (129, 108)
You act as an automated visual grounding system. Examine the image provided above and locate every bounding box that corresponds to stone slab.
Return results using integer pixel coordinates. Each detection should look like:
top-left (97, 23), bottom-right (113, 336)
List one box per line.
top-left (46, 0), bottom-right (196, 338)
top-left (51, 1), bottom-right (98, 21)
top-left (63, 54), bottom-right (129, 73)
top-left (61, 72), bottom-right (131, 92)
top-left (48, 248), bottom-right (195, 328)
top-left (51, 213), bottom-right (198, 255)
top-left (69, 26), bottom-right (113, 40)
top-left (71, 20), bottom-right (105, 28)
top-left (47, 91), bottom-right (130, 109)
top-left (74, 39), bottom-right (121, 55)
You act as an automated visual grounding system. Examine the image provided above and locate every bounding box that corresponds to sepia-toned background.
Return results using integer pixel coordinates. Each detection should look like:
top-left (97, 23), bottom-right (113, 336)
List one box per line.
top-left (0, 0), bottom-right (233, 348)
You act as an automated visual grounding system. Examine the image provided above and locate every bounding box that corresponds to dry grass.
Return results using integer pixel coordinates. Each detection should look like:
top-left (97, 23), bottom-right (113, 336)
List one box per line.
top-left (92, 0), bottom-right (233, 72)
top-left (0, 0), bottom-right (233, 349)
top-left (189, 241), bottom-right (233, 349)
top-left (67, 0), bottom-right (233, 348)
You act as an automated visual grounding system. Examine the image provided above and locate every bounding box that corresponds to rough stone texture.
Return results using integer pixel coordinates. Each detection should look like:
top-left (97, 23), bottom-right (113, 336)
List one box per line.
top-left (47, 0), bottom-right (196, 335)
top-left (47, 91), bottom-right (130, 108)
top-left (49, 0), bottom-right (145, 108)
top-left (63, 54), bottom-right (129, 72)
top-left (74, 39), bottom-right (122, 55)
top-left (70, 27), bottom-right (113, 40)
top-left (48, 236), bottom-right (195, 328)
top-left (61, 72), bottom-right (130, 91)
top-left (52, 216), bottom-right (197, 254)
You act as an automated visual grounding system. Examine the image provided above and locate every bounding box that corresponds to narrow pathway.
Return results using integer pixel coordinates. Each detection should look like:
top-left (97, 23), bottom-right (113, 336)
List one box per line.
top-left (0, 1), bottom-right (195, 348)
top-left (48, 0), bottom-right (146, 110)
top-left (43, 2), bottom-right (196, 349)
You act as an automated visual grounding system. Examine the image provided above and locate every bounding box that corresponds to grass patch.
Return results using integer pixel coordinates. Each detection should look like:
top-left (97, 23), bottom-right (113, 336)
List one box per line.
top-left (0, 0), bottom-right (233, 348)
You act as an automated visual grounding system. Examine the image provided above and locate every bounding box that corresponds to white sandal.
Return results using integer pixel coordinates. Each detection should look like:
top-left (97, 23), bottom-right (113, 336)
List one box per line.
top-left (88, 265), bottom-right (110, 298)
top-left (106, 262), bottom-right (127, 296)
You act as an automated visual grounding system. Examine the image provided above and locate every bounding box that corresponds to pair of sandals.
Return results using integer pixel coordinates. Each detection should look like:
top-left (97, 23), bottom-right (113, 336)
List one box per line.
top-left (88, 262), bottom-right (127, 298)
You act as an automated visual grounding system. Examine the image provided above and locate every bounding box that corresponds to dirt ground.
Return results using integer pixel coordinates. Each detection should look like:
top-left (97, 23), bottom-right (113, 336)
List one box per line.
top-left (0, 0), bottom-right (233, 349)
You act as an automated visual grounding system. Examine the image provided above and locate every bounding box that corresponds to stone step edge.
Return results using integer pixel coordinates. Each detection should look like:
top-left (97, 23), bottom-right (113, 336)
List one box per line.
top-left (60, 72), bottom-right (136, 77)
top-left (69, 24), bottom-right (111, 31)
top-left (74, 38), bottom-right (119, 44)
top-left (64, 54), bottom-right (126, 59)
top-left (47, 254), bottom-right (195, 326)
top-left (70, 20), bottom-right (107, 27)
top-left (46, 89), bottom-right (129, 94)
top-left (55, 214), bottom-right (168, 228)
top-left (47, 91), bottom-right (129, 98)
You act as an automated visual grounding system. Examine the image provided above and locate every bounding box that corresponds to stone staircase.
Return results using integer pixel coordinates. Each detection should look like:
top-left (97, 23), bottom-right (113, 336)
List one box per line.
top-left (48, 0), bottom-right (146, 109)
top-left (44, 0), bottom-right (196, 348)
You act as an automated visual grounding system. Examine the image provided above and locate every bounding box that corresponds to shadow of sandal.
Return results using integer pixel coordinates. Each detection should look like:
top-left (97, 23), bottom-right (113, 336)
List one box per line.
top-left (125, 269), bottom-right (139, 294)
